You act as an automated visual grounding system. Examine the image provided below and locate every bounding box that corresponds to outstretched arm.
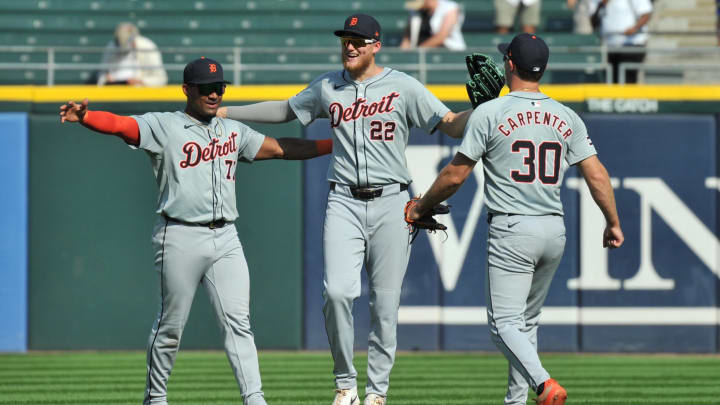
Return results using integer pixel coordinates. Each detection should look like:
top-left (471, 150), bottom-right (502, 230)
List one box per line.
top-left (217, 100), bottom-right (297, 123)
top-left (254, 136), bottom-right (332, 161)
top-left (577, 155), bottom-right (624, 248)
top-left (435, 109), bottom-right (472, 139)
top-left (59, 99), bottom-right (139, 146)
top-left (408, 152), bottom-right (477, 219)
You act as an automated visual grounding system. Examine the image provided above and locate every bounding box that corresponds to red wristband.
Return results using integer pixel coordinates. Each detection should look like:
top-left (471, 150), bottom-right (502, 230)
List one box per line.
top-left (315, 139), bottom-right (332, 156)
top-left (82, 110), bottom-right (140, 146)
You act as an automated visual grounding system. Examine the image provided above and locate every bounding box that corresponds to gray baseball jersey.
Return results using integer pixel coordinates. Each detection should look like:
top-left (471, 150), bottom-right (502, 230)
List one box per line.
top-left (460, 91), bottom-right (595, 405)
top-left (289, 67), bottom-right (450, 186)
top-left (131, 111), bottom-right (268, 405)
top-left (132, 111), bottom-right (265, 223)
top-left (458, 91), bottom-right (596, 215)
top-left (289, 67), bottom-right (451, 399)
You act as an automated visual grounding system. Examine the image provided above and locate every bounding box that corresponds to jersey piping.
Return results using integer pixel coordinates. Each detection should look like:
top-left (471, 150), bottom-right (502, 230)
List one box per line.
top-left (343, 68), bottom-right (396, 187)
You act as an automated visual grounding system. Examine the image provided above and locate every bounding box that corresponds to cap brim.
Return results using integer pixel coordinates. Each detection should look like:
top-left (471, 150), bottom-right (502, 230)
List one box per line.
top-left (497, 43), bottom-right (510, 54)
top-left (187, 79), bottom-right (232, 85)
top-left (334, 29), bottom-right (375, 40)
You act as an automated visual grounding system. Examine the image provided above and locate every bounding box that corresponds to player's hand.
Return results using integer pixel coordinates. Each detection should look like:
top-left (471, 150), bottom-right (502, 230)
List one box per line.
top-left (216, 106), bottom-right (228, 119)
top-left (406, 200), bottom-right (422, 221)
top-left (60, 98), bottom-right (89, 123)
top-left (603, 224), bottom-right (624, 249)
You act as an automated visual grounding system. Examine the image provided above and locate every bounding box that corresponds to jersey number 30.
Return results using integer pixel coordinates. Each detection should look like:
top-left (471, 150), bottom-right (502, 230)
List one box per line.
top-left (510, 140), bottom-right (562, 184)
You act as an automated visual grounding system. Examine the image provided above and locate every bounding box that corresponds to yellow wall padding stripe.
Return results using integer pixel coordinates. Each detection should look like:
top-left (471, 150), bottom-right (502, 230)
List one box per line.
top-left (2, 85), bottom-right (720, 103)
top-left (427, 84), bottom-right (720, 102)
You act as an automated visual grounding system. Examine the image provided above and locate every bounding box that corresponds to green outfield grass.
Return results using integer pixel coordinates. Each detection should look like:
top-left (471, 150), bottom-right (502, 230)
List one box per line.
top-left (0, 351), bottom-right (719, 404)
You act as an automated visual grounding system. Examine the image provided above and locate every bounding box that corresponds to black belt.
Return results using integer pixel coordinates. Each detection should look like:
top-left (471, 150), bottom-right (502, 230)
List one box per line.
top-left (487, 212), bottom-right (561, 223)
top-left (330, 183), bottom-right (409, 200)
top-left (487, 212), bottom-right (517, 222)
top-left (163, 214), bottom-right (230, 229)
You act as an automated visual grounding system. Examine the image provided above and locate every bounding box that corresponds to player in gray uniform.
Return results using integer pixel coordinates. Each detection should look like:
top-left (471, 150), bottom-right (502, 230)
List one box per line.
top-left (406, 34), bottom-right (624, 405)
top-left (217, 14), bottom-right (471, 405)
top-left (59, 57), bottom-right (332, 405)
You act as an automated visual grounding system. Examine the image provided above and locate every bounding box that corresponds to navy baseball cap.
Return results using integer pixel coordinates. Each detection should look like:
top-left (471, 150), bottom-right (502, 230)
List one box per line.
top-left (183, 57), bottom-right (230, 84)
top-left (334, 14), bottom-right (381, 42)
top-left (498, 33), bottom-right (549, 73)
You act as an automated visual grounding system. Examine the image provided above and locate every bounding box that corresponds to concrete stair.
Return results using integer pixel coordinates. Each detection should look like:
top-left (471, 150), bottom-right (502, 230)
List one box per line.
top-left (644, 0), bottom-right (719, 83)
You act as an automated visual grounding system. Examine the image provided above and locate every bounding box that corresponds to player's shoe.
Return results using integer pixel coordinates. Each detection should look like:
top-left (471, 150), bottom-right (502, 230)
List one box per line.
top-left (364, 393), bottom-right (386, 405)
top-left (534, 378), bottom-right (567, 405)
top-left (332, 387), bottom-right (360, 405)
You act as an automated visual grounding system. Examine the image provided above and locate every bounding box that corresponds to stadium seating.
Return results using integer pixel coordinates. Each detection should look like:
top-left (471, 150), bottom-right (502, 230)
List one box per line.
top-left (0, 0), bottom-right (603, 85)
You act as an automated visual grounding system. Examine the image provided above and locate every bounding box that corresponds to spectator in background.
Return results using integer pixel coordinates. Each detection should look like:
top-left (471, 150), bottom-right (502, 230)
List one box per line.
top-left (495, 0), bottom-right (541, 34)
top-left (716, 0), bottom-right (719, 46)
top-left (567, 0), bottom-right (593, 34)
top-left (97, 22), bottom-right (167, 87)
top-left (591, 0), bottom-right (652, 83)
top-left (400, 0), bottom-right (467, 50)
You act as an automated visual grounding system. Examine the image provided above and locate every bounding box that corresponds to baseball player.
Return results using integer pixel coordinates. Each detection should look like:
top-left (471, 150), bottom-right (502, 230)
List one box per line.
top-left (406, 33), bottom-right (624, 405)
top-left (217, 14), bottom-right (471, 405)
top-left (59, 57), bottom-right (332, 405)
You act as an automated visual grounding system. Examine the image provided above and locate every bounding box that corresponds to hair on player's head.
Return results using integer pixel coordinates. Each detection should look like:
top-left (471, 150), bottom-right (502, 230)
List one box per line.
top-left (516, 67), bottom-right (543, 83)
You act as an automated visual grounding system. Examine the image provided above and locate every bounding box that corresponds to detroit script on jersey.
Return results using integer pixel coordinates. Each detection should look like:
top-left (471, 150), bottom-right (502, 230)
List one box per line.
top-left (131, 111), bottom-right (265, 223)
top-left (328, 92), bottom-right (399, 128)
top-left (289, 68), bottom-right (450, 186)
top-left (180, 133), bottom-right (238, 168)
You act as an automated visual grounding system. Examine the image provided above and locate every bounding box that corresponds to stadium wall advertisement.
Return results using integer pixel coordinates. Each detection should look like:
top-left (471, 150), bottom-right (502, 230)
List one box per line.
top-left (303, 113), bottom-right (720, 353)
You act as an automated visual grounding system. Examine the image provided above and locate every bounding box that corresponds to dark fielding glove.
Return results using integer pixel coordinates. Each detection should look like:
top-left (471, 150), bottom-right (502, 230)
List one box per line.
top-left (465, 53), bottom-right (505, 108)
top-left (404, 197), bottom-right (450, 242)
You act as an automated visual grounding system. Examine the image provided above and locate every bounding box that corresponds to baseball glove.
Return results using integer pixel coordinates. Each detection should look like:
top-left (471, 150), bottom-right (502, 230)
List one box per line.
top-left (465, 53), bottom-right (505, 108)
top-left (404, 197), bottom-right (450, 242)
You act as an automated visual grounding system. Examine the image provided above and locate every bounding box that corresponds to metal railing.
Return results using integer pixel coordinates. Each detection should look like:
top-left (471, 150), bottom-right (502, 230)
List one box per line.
top-left (618, 62), bottom-right (720, 84)
top-left (1, 45), bottom-right (718, 85)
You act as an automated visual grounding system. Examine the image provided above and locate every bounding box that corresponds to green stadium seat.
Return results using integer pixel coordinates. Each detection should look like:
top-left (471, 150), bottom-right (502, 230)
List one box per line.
top-left (462, 0), bottom-right (573, 32)
top-left (53, 51), bottom-right (104, 64)
top-left (53, 69), bottom-right (96, 84)
top-left (233, 70), bottom-right (320, 85)
top-left (0, 69), bottom-right (47, 85)
top-left (543, 70), bottom-right (606, 84)
top-left (464, 33), bottom-right (599, 48)
top-left (0, 0), bottom-right (605, 85)
top-left (0, 51), bottom-right (48, 63)
top-left (0, 32), bottom-right (111, 47)
top-left (0, 0), bottom-right (412, 13)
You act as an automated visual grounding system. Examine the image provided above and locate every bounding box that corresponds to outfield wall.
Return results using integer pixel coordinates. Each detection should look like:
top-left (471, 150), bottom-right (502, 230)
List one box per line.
top-left (303, 113), bottom-right (720, 353)
top-left (0, 113), bottom-right (28, 352)
top-left (0, 85), bottom-right (718, 352)
top-left (1, 102), bottom-right (306, 350)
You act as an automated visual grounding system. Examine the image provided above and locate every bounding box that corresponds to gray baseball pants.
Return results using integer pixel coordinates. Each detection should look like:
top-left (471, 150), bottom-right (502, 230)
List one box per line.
top-left (485, 214), bottom-right (566, 405)
top-left (323, 183), bottom-right (412, 397)
top-left (144, 218), bottom-right (266, 405)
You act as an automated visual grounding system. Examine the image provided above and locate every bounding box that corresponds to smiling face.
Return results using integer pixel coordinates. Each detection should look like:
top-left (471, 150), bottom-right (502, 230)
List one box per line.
top-left (340, 37), bottom-right (380, 78)
top-left (183, 82), bottom-right (225, 121)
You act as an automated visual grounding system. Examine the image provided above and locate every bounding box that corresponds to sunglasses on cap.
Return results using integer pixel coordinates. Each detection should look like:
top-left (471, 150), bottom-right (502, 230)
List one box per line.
top-left (193, 82), bottom-right (226, 96)
top-left (340, 37), bottom-right (377, 47)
